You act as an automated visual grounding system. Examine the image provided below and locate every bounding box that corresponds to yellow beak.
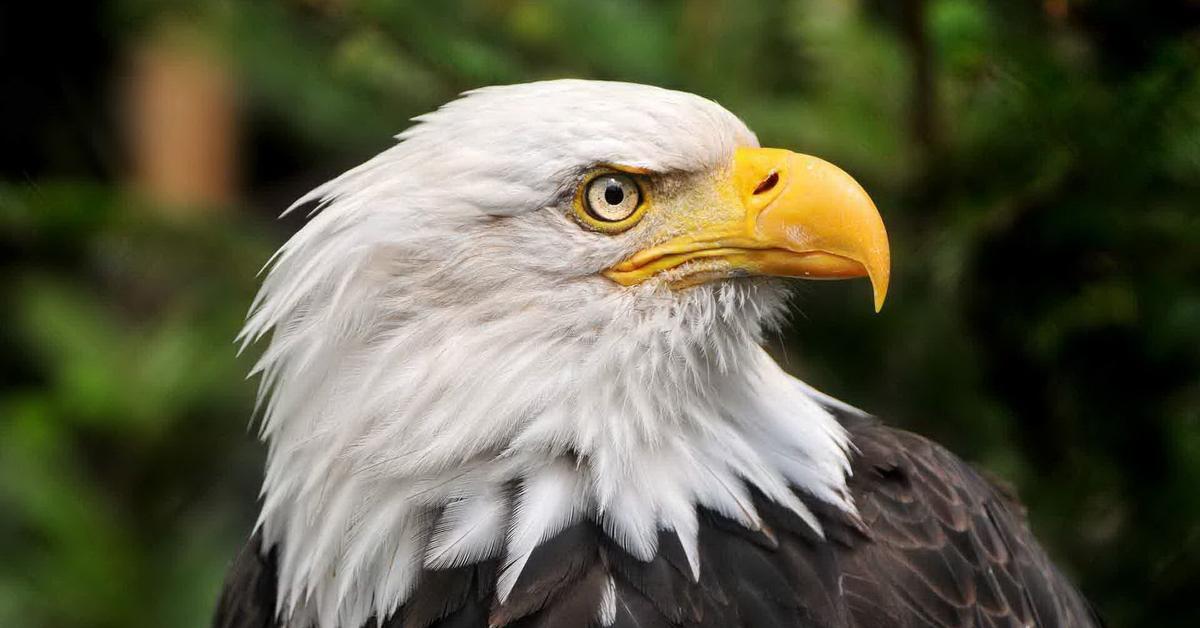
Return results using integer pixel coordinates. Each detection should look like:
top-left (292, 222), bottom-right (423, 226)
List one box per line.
top-left (604, 147), bottom-right (891, 311)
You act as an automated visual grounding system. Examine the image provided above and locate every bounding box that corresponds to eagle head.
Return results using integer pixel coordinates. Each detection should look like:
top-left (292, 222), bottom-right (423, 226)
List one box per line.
top-left (242, 80), bottom-right (889, 627)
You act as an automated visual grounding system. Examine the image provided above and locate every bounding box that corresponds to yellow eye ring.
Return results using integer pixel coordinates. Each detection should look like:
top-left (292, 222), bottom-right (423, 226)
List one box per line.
top-left (573, 169), bottom-right (650, 234)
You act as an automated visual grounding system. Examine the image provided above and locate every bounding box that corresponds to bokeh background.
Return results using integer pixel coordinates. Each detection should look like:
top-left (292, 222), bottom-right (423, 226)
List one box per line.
top-left (2, 1), bottom-right (1199, 626)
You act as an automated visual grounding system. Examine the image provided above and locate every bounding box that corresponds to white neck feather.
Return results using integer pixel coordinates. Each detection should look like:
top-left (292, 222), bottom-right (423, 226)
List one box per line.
top-left (245, 259), bottom-right (854, 627)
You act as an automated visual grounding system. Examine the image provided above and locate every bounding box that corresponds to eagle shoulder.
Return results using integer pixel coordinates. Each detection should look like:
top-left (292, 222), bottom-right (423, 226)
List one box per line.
top-left (839, 422), bottom-right (1101, 628)
top-left (214, 531), bottom-right (279, 628)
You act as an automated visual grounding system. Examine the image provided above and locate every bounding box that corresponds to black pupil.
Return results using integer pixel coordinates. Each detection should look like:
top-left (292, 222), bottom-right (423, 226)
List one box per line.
top-left (604, 182), bottom-right (625, 206)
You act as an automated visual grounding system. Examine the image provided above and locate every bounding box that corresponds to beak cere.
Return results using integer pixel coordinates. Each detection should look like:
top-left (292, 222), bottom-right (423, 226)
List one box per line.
top-left (605, 147), bottom-right (891, 312)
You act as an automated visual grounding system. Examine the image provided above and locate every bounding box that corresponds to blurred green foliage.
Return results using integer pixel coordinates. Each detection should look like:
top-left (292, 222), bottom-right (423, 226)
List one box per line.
top-left (2, 1), bottom-right (1199, 627)
top-left (0, 182), bottom-right (269, 626)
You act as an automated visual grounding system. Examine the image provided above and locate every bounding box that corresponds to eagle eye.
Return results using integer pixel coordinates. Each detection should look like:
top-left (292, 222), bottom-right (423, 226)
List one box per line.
top-left (575, 171), bottom-right (647, 233)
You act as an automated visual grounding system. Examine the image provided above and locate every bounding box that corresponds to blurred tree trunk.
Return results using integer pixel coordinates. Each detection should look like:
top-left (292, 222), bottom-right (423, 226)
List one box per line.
top-left (124, 26), bottom-right (238, 215)
top-left (900, 0), bottom-right (940, 156)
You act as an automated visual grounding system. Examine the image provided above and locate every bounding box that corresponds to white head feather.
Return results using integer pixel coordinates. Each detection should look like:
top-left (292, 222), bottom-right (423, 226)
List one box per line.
top-left (241, 80), bottom-right (855, 628)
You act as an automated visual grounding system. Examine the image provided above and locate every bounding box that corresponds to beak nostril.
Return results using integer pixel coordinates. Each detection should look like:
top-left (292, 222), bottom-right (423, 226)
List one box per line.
top-left (752, 171), bottom-right (779, 196)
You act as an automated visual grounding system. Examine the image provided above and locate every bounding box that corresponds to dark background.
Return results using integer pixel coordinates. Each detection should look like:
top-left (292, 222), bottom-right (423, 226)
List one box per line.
top-left (2, 1), bottom-right (1198, 626)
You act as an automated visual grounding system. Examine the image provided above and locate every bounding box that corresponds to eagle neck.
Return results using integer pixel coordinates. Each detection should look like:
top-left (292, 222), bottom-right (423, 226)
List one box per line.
top-left (251, 283), bottom-right (854, 627)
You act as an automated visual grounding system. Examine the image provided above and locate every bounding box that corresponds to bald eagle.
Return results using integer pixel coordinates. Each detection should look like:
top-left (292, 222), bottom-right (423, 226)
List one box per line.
top-left (216, 80), bottom-right (1097, 628)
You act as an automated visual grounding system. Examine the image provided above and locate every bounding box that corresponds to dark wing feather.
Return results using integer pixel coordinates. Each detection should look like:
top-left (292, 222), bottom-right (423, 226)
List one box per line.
top-left (838, 423), bottom-right (1100, 628)
top-left (605, 531), bottom-right (703, 623)
top-left (510, 563), bottom-right (609, 628)
top-left (213, 531), bottom-right (279, 628)
top-left (490, 522), bottom-right (601, 626)
top-left (391, 563), bottom-right (477, 628)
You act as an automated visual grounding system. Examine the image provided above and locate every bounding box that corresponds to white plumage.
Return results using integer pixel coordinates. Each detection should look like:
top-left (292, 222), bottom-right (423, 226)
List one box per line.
top-left (242, 80), bottom-right (854, 628)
